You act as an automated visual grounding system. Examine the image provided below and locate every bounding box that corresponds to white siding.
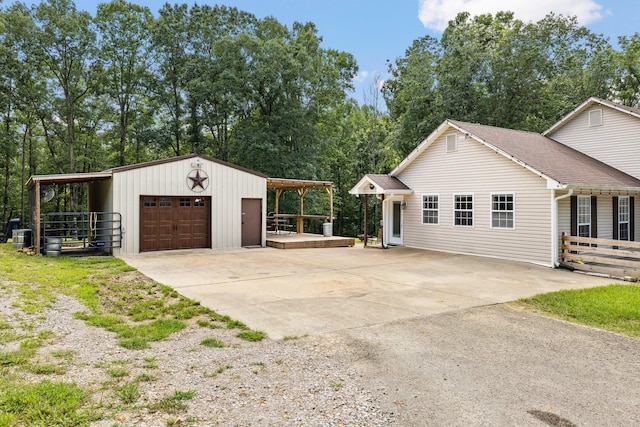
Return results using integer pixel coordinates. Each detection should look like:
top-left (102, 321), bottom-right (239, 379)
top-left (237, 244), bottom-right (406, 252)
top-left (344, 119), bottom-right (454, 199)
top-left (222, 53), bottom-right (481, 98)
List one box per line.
top-left (111, 157), bottom-right (266, 255)
top-left (398, 131), bottom-right (553, 266)
top-left (548, 106), bottom-right (640, 180)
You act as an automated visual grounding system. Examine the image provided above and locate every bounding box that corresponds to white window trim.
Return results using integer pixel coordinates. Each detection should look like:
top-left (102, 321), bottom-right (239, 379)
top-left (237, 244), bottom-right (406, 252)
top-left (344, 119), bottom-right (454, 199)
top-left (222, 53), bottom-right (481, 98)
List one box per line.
top-left (577, 195), bottom-right (591, 237)
top-left (490, 192), bottom-right (516, 230)
top-left (619, 195), bottom-right (630, 241)
top-left (446, 133), bottom-right (457, 152)
top-left (421, 193), bottom-right (440, 225)
top-left (453, 193), bottom-right (474, 228)
top-left (589, 109), bottom-right (603, 127)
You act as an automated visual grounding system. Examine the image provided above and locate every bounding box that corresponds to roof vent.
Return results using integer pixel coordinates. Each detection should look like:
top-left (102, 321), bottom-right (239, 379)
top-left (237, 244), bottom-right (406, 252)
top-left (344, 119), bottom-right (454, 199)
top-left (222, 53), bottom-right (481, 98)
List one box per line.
top-left (589, 109), bottom-right (602, 127)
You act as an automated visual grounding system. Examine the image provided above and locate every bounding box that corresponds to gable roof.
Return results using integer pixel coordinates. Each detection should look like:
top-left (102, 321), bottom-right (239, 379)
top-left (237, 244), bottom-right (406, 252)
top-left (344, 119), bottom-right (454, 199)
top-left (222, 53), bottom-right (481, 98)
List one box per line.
top-left (349, 174), bottom-right (412, 195)
top-left (543, 97), bottom-right (640, 136)
top-left (392, 119), bottom-right (640, 191)
top-left (108, 153), bottom-right (267, 178)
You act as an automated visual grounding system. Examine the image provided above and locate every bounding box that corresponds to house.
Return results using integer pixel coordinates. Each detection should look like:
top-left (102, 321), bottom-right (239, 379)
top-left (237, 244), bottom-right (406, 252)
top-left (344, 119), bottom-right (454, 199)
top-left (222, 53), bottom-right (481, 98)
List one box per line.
top-left (350, 98), bottom-right (640, 267)
top-left (27, 154), bottom-right (268, 255)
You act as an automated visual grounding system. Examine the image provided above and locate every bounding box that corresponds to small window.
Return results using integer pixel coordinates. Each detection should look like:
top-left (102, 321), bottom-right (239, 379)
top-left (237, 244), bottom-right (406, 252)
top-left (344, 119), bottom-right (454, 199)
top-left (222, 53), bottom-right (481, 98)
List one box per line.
top-left (454, 194), bottom-right (473, 227)
top-left (577, 195), bottom-right (591, 237)
top-left (589, 109), bottom-right (602, 127)
top-left (491, 193), bottom-right (515, 229)
top-left (194, 198), bottom-right (206, 207)
top-left (179, 198), bottom-right (191, 207)
top-left (619, 196), bottom-right (630, 241)
top-left (422, 194), bottom-right (439, 225)
top-left (446, 134), bottom-right (457, 152)
top-left (159, 197), bottom-right (172, 207)
top-left (143, 197), bottom-right (157, 207)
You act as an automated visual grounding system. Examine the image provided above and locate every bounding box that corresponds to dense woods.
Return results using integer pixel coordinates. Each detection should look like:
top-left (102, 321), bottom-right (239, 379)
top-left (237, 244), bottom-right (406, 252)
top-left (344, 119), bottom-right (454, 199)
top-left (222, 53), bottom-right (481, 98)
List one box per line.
top-left (2, 1), bottom-right (640, 237)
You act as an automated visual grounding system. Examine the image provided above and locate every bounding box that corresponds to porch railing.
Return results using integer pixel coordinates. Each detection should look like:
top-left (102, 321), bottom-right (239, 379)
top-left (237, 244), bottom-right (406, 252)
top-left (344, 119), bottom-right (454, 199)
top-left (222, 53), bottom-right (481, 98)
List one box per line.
top-left (560, 233), bottom-right (640, 280)
top-left (41, 212), bottom-right (122, 253)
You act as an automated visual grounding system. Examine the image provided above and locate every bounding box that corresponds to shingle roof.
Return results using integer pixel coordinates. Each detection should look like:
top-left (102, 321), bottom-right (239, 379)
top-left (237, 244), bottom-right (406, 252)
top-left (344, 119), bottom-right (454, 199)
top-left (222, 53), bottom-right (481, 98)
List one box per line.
top-left (366, 174), bottom-right (411, 191)
top-left (448, 120), bottom-right (640, 189)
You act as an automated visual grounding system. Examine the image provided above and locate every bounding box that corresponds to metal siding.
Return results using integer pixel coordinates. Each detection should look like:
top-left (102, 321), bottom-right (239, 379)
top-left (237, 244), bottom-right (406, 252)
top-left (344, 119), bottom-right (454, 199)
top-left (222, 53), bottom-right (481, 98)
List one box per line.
top-left (398, 131), bottom-right (553, 265)
top-left (112, 157), bottom-right (265, 254)
top-left (549, 107), bottom-right (640, 180)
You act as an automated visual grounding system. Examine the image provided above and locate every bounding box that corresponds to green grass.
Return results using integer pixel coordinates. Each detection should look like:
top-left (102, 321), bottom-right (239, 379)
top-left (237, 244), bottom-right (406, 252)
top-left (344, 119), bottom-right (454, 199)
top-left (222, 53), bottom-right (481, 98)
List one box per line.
top-left (0, 380), bottom-right (96, 426)
top-left (517, 284), bottom-right (640, 337)
top-left (200, 338), bottom-right (225, 348)
top-left (0, 242), bottom-right (267, 425)
top-left (147, 390), bottom-right (197, 414)
top-left (237, 330), bottom-right (266, 342)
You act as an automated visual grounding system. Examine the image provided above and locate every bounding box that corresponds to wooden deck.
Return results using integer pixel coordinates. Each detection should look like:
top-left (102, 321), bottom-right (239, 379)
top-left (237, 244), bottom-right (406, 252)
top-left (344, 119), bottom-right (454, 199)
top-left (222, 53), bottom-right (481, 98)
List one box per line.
top-left (266, 233), bottom-right (355, 249)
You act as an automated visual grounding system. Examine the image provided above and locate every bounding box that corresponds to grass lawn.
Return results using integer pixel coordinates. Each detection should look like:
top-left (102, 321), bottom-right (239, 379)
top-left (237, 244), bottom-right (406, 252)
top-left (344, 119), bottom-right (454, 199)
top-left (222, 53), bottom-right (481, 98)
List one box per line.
top-left (516, 284), bottom-right (640, 337)
top-left (0, 243), bottom-right (265, 426)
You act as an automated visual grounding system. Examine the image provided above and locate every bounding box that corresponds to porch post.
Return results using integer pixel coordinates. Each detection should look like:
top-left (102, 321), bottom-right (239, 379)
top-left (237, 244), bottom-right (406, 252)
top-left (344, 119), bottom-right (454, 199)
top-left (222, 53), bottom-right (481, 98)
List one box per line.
top-left (380, 194), bottom-right (385, 248)
top-left (363, 194), bottom-right (368, 247)
top-left (35, 180), bottom-right (41, 255)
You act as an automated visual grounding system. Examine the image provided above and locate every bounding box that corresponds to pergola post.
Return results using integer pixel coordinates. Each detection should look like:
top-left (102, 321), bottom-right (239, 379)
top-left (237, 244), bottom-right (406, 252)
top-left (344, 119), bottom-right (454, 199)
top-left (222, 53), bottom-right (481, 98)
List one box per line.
top-left (297, 187), bottom-right (309, 233)
top-left (324, 186), bottom-right (334, 223)
top-left (275, 188), bottom-right (284, 217)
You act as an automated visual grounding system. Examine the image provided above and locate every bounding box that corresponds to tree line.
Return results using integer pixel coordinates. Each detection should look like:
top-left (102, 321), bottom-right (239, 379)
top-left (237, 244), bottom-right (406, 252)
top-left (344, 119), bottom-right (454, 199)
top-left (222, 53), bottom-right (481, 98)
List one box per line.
top-left (2, 1), bottom-right (639, 237)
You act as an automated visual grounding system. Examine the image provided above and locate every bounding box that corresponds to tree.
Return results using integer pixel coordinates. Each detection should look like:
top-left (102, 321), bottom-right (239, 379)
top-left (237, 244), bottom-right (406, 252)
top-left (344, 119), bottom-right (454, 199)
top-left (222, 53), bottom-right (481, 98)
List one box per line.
top-left (613, 33), bottom-right (640, 107)
top-left (150, 3), bottom-right (190, 156)
top-left (384, 11), bottom-right (614, 157)
top-left (29, 0), bottom-right (97, 210)
top-left (95, 0), bottom-right (154, 166)
top-left (184, 4), bottom-right (257, 159)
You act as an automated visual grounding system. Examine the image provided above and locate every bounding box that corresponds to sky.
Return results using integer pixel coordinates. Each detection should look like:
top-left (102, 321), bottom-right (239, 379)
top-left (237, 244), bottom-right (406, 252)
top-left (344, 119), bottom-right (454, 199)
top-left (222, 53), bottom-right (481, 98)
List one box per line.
top-left (19, 0), bottom-right (640, 105)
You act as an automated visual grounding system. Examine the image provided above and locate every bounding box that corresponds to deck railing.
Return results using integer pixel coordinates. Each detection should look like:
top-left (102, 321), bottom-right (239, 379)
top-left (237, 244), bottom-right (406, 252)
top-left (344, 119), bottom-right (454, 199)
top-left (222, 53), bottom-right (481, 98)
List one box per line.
top-left (560, 233), bottom-right (640, 280)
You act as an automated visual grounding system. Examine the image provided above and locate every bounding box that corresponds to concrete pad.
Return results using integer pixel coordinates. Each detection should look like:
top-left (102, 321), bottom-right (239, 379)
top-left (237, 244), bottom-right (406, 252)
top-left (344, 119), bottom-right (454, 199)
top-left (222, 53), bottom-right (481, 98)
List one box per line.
top-left (120, 245), bottom-right (613, 339)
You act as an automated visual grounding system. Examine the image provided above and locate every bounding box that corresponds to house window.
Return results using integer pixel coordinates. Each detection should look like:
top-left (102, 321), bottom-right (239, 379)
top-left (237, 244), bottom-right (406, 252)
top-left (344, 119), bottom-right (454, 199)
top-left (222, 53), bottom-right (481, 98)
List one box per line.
top-left (577, 195), bottom-right (591, 237)
top-left (179, 198), bottom-right (191, 207)
top-left (589, 109), bottom-right (602, 127)
top-left (619, 196), bottom-right (630, 241)
top-left (454, 194), bottom-right (473, 227)
top-left (491, 193), bottom-right (514, 229)
top-left (446, 134), bottom-right (457, 152)
top-left (422, 194), bottom-right (439, 225)
top-left (159, 197), bottom-right (172, 207)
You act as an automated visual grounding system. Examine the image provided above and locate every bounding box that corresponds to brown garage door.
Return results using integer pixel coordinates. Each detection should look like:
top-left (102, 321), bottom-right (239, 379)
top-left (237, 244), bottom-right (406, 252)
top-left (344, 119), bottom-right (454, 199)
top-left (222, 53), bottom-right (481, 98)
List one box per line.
top-left (140, 196), bottom-right (211, 252)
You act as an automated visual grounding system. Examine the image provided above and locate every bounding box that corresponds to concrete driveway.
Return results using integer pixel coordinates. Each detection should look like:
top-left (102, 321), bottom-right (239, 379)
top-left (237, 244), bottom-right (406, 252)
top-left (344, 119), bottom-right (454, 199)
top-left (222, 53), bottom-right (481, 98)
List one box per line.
top-left (120, 245), bottom-right (611, 339)
top-left (120, 246), bottom-right (640, 425)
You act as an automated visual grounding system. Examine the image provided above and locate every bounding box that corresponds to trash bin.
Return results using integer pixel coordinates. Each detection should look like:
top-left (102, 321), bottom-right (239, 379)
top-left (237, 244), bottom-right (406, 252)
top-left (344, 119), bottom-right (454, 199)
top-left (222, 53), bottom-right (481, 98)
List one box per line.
top-left (322, 222), bottom-right (333, 237)
top-left (12, 229), bottom-right (32, 248)
top-left (44, 236), bottom-right (62, 257)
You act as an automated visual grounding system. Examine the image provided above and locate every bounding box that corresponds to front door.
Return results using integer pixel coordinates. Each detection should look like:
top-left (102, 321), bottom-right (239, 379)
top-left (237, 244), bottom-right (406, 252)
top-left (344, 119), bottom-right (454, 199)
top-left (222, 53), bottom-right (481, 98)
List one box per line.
top-left (387, 200), bottom-right (403, 245)
top-left (241, 198), bottom-right (262, 246)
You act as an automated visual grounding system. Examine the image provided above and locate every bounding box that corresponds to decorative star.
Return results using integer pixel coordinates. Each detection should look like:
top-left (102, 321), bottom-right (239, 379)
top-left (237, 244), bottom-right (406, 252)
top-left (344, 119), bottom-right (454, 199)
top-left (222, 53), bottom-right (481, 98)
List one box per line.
top-left (188, 170), bottom-right (208, 191)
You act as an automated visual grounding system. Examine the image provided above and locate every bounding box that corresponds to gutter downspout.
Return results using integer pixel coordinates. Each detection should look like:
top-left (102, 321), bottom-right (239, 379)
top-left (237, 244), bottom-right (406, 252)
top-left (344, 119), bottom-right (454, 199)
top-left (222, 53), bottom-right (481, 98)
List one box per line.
top-left (552, 188), bottom-right (573, 267)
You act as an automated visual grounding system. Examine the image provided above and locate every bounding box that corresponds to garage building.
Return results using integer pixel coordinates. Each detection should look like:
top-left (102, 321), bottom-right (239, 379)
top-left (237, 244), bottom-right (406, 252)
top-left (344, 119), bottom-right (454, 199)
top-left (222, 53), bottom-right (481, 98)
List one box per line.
top-left (27, 154), bottom-right (267, 255)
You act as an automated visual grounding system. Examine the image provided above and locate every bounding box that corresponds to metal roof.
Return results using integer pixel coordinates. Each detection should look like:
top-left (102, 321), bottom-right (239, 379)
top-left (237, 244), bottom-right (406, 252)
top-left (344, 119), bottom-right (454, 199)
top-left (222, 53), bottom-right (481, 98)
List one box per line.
top-left (26, 172), bottom-right (112, 188)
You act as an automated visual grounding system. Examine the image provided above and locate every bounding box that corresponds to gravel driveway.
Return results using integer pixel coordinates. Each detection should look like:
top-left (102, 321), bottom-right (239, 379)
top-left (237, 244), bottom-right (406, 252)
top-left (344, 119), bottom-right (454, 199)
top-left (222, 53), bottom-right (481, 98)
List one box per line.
top-left (316, 304), bottom-right (640, 426)
top-left (122, 246), bottom-right (640, 425)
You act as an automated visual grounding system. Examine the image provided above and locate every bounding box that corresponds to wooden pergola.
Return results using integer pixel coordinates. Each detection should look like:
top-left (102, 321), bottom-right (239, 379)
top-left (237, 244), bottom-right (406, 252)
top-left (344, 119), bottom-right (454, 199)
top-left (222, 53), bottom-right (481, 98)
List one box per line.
top-left (267, 178), bottom-right (334, 234)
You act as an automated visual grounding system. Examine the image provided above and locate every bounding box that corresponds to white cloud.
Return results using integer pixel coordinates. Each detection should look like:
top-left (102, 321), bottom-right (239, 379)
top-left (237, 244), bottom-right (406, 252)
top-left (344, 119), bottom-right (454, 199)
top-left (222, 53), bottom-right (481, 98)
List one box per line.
top-left (354, 70), bottom-right (369, 83)
top-left (418, 0), bottom-right (604, 32)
